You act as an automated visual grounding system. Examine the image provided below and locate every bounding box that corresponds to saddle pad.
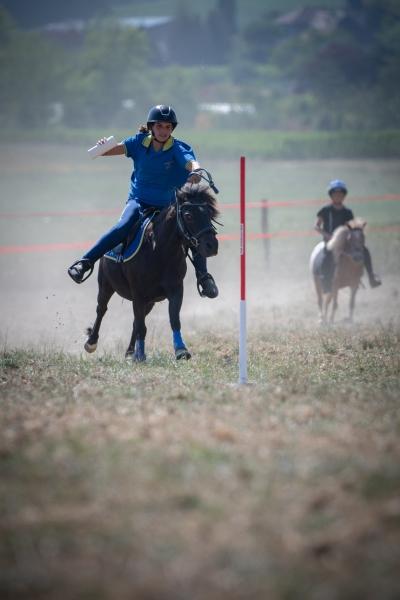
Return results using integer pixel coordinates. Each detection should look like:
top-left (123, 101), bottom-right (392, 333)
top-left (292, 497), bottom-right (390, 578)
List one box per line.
top-left (104, 215), bottom-right (155, 263)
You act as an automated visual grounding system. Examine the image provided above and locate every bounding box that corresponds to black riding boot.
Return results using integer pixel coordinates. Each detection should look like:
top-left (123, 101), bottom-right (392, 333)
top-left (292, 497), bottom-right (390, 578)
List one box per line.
top-left (192, 251), bottom-right (219, 298)
top-left (363, 247), bottom-right (381, 288)
top-left (68, 258), bottom-right (94, 284)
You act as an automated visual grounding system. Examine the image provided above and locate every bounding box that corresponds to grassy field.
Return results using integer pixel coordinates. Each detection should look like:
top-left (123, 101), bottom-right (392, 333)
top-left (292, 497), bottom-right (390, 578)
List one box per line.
top-left (1, 144), bottom-right (400, 598)
top-left (1, 326), bottom-right (400, 599)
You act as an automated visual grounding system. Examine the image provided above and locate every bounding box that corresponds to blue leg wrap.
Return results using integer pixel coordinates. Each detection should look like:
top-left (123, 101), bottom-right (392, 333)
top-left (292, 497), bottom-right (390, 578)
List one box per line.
top-left (173, 330), bottom-right (186, 350)
top-left (135, 339), bottom-right (145, 357)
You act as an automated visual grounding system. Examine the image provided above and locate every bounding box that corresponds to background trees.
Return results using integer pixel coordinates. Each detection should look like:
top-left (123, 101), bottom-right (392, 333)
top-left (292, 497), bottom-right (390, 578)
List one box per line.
top-left (0, 0), bottom-right (399, 131)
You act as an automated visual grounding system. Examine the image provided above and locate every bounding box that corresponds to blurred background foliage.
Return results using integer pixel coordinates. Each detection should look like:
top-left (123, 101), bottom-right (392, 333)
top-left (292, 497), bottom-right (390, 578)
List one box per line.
top-left (0, 0), bottom-right (399, 134)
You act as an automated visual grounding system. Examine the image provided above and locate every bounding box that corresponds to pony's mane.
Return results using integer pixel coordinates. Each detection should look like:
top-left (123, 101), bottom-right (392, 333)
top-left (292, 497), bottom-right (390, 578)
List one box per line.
top-left (326, 217), bottom-right (366, 253)
top-left (326, 225), bottom-right (349, 253)
top-left (177, 185), bottom-right (220, 219)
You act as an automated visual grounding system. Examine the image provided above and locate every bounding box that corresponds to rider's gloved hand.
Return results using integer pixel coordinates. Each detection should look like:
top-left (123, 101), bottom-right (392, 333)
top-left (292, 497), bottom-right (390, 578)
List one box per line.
top-left (323, 232), bottom-right (332, 243)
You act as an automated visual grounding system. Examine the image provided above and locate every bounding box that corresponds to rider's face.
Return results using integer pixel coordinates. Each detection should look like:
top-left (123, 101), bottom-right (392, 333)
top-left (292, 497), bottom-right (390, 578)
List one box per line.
top-left (152, 121), bottom-right (173, 141)
top-left (330, 190), bottom-right (346, 207)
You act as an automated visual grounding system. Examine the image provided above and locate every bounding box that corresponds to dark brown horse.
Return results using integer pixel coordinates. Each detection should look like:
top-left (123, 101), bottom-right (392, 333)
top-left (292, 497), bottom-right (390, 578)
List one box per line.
top-left (310, 219), bottom-right (366, 324)
top-left (84, 173), bottom-right (219, 361)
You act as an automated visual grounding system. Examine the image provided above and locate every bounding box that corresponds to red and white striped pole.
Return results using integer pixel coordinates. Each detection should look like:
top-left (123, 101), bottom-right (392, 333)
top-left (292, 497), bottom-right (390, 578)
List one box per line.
top-left (239, 156), bottom-right (248, 384)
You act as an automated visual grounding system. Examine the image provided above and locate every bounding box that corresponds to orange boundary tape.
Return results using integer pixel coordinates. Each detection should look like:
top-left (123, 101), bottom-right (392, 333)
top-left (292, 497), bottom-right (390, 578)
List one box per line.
top-left (1, 225), bottom-right (399, 255)
top-left (1, 194), bottom-right (400, 220)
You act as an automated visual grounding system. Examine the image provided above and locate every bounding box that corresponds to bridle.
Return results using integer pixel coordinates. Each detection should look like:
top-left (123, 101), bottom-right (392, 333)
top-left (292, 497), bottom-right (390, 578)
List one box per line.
top-left (176, 200), bottom-right (218, 248)
top-left (175, 169), bottom-right (220, 249)
top-left (345, 225), bottom-right (365, 262)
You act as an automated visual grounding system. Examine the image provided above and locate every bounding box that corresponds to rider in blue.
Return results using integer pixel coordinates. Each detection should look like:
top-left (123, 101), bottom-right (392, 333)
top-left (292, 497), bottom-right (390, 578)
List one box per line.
top-left (315, 179), bottom-right (381, 291)
top-left (68, 105), bottom-right (218, 298)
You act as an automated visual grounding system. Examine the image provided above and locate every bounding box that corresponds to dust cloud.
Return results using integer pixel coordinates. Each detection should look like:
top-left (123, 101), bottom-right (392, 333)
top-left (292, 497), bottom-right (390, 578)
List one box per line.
top-left (1, 147), bottom-right (399, 355)
top-left (0, 242), bottom-right (398, 356)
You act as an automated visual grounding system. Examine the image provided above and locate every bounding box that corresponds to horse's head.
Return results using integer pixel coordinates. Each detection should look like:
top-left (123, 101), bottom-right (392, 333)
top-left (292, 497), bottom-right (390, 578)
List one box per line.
top-left (346, 218), bottom-right (366, 262)
top-left (176, 184), bottom-right (220, 258)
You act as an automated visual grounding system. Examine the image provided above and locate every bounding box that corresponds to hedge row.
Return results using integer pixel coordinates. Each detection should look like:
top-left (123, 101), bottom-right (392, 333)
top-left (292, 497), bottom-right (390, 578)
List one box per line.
top-left (2, 128), bottom-right (400, 159)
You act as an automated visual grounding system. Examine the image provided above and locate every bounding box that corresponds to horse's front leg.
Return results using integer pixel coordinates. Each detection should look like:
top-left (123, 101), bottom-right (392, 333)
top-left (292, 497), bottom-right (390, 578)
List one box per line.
top-left (126, 299), bottom-right (151, 362)
top-left (168, 285), bottom-right (191, 360)
top-left (322, 292), bottom-right (332, 325)
top-left (330, 289), bottom-right (338, 324)
top-left (349, 286), bottom-right (358, 322)
top-left (85, 269), bottom-right (115, 353)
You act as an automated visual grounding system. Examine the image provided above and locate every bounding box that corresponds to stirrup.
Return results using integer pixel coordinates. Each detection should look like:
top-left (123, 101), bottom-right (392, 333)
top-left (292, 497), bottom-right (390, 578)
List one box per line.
top-left (68, 259), bottom-right (94, 284)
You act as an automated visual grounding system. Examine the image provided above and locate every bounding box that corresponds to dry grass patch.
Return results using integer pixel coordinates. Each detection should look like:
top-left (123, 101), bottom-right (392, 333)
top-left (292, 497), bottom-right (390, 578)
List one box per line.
top-left (1, 324), bottom-right (400, 599)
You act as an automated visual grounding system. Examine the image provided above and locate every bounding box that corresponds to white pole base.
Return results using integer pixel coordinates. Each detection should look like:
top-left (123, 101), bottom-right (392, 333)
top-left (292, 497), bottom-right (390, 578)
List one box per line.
top-left (239, 299), bottom-right (247, 384)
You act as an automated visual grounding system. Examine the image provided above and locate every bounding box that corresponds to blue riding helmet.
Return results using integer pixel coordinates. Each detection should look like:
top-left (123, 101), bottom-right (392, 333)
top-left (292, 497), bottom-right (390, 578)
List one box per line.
top-left (147, 105), bottom-right (178, 130)
top-left (328, 179), bottom-right (348, 196)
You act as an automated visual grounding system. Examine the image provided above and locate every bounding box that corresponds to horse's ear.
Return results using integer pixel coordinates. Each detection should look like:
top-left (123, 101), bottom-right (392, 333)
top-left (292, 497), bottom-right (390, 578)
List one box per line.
top-left (348, 218), bottom-right (367, 230)
top-left (354, 217), bottom-right (367, 229)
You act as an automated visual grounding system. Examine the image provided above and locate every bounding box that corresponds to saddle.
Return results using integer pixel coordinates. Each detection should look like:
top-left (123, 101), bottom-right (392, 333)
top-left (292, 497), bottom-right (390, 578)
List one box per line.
top-left (104, 210), bottom-right (158, 263)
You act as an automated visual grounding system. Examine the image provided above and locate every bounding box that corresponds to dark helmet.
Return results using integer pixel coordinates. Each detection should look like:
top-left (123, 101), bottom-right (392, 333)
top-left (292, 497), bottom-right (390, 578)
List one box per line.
top-left (328, 179), bottom-right (348, 196)
top-left (147, 105), bottom-right (178, 130)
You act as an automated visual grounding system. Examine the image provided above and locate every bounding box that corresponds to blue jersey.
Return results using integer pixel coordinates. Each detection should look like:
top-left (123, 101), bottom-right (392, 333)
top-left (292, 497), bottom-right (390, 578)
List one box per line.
top-left (124, 132), bottom-right (196, 207)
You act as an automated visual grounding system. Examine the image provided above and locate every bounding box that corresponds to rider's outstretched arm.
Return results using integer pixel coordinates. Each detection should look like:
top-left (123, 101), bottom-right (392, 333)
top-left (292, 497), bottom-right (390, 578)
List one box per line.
top-left (96, 138), bottom-right (126, 156)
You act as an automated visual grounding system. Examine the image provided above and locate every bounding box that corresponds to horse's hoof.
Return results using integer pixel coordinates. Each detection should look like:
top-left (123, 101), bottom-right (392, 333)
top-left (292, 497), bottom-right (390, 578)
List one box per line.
top-left (134, 353), bottom-right (146, 362)
top-left (176, 348), bottom-right (191, 360)
top-left (84, 341), bottom-right (97, 353)
top-left (126, 351), bottom-right (146, 363)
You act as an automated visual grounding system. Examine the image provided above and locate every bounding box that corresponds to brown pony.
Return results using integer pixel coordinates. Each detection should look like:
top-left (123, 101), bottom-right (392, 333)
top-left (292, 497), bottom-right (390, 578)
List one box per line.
top-left (310, 218), bottom-right (366, 324)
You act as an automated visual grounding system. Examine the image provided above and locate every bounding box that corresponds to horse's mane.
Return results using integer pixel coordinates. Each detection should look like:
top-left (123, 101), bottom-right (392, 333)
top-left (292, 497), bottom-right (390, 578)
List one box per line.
top-left (176, 185), bottom-right (220, 219)
top-left (326, 225), bottom-right (349, 253)
top-left (347, 217), bottom-right (367, 230)
top-left (148, 185), bottom-right (220, 237)
top-left (326, 218), bottom-right (366, 253)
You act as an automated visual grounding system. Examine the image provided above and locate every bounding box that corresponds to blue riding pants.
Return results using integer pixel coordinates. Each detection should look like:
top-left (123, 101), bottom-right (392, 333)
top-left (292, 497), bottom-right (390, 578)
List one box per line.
top-left (83, 199), bottom-right (141, 263)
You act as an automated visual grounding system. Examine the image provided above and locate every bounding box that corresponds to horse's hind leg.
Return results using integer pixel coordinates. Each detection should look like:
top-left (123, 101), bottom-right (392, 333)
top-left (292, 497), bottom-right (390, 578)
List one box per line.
top-left (126, 300), bottom-right (153, 362)
top-left (85, 275), bottom-right (115, 353)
